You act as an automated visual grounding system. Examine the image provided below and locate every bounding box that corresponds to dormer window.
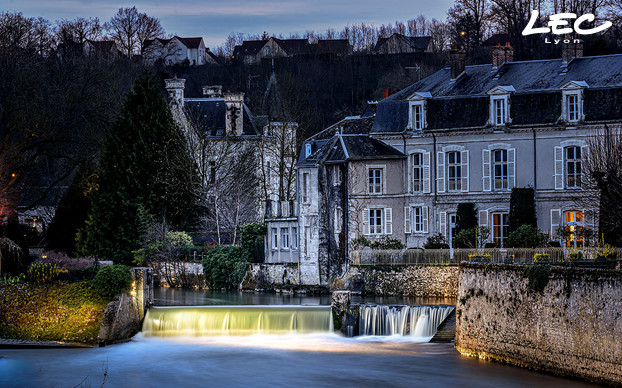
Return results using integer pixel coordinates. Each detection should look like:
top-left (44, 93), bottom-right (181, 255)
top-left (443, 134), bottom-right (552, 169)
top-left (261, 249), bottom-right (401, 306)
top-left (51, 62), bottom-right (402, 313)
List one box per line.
top-left (305, 143), bottom-right (312, 157)
top-left (561, 81), bottom-right (588, 124)
top-left (407, 92), bottom-right (430, 131)
top-left (567, 94), bottom-right (579, 122)
top-left (494, 98), bottom-right (506, 126)
top-left (487, 86), bottom-right (514, 127)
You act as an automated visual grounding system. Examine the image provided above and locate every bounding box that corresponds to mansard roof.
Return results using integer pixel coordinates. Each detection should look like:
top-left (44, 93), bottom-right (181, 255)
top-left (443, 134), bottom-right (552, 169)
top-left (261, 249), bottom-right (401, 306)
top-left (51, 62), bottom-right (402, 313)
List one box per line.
top-left (307, 115), bottom-right (375, 141)
top-left (372, 54), bottom-right (622, 133)
top-left (184, 98), bottom-right (259, 136)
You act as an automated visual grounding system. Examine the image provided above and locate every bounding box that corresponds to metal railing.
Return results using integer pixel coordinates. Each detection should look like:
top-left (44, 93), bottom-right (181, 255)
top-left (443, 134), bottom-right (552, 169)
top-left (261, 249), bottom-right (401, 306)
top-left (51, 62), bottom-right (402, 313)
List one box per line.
top-left (349, 247), bottom-right (622, 266)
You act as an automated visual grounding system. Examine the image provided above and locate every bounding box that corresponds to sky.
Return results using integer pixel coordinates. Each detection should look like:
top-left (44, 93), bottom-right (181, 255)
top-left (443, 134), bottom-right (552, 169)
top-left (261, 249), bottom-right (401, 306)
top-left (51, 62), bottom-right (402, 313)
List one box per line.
top-left (3, 0), bottom-right (455, 48)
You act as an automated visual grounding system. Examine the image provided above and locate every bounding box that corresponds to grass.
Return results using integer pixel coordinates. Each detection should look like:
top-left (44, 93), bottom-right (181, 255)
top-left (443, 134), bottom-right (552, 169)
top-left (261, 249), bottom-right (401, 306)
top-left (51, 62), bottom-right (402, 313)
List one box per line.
top-left (0, 282), bottom-right (110, 344)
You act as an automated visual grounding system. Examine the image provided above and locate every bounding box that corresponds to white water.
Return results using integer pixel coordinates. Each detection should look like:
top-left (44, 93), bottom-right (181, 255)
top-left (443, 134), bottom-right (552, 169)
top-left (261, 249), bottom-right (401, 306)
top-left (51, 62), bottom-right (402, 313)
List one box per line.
top-left (359, 305), bottom-right (453, 337)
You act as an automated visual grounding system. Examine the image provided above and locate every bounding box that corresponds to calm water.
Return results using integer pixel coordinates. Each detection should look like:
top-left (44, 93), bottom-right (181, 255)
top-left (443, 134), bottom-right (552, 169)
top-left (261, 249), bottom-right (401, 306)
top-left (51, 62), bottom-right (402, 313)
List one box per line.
top-left (0, 288), bottom-right (596, 387)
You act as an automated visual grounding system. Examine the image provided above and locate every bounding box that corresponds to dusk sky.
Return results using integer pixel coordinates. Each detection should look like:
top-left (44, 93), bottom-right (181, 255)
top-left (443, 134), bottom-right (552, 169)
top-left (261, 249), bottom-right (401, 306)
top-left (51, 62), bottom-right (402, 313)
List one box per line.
top-left (4, 0), bottom-right (454, 48)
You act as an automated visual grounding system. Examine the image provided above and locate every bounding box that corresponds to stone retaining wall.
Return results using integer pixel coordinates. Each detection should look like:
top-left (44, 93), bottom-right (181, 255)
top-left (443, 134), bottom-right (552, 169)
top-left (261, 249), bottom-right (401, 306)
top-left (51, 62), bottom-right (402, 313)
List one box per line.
top-left (240, 263), bottom-right (299, 291)
top-left (455, 263), bottom-right (622, 385)
top-left (152, 261), bottom-right (206, 288)
top-left (338, 265), bottom-right (459, 297)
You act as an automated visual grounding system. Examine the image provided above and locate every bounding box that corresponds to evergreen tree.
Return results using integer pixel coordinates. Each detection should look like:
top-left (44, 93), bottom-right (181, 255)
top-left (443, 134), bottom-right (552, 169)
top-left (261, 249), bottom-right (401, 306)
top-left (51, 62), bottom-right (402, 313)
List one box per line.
top-left (455, 203), bottom-right (477, 235)
top-left (508, 187), bottom-right (537, 232)
top-left (77, 72), bottom-right (200, 264)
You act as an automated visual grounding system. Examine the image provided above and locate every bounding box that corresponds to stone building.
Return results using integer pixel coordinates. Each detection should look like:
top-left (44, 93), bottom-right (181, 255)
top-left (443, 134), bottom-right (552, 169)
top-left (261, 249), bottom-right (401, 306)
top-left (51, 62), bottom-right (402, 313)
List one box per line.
top-left (285, 46), bottom-right (622, 285)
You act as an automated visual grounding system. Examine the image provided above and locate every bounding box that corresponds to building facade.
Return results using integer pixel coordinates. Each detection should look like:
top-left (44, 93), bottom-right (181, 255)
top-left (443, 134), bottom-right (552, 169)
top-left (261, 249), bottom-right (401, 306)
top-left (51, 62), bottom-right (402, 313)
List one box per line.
top-left (144, 37), bottom-right (217, 66)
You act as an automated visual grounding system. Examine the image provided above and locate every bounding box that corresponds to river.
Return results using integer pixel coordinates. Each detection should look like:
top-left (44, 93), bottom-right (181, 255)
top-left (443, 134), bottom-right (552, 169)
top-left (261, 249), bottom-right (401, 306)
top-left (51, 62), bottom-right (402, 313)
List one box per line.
top-left (0, 288), bottom-right (597, 387)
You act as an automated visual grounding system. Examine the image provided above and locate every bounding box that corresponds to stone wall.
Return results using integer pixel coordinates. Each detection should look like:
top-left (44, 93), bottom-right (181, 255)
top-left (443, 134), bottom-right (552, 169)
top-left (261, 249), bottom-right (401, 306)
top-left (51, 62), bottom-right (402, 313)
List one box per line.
top-left (152, 261), bottom-right (206, 288)
top-left (339, 265), bottom-right (459, 297)
top-left (456, 263), bottom-right (622, 385)
top-left (240, 263), bottom-right (299, 291)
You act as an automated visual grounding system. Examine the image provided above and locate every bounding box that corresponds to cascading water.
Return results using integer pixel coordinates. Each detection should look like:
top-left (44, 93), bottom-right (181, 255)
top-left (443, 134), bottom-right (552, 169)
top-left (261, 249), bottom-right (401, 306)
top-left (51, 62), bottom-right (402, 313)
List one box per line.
top-left (142, 306), bottom-right (333, 336)
top-left (359, 305), bottom-right (454, 337)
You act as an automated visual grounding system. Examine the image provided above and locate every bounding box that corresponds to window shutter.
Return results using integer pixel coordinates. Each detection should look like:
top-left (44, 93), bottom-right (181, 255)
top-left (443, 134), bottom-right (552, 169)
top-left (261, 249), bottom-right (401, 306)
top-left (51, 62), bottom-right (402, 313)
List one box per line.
top-left (554, 146), bottom-right (564, 190)
top-left (407, 156), bottom-right (412, 193)
top-left (437, 151), bottom-right (445, 193)
top-left (384, 208), bottom-right (393, 235)
top-left (581, 145), bottom-right (588, 187)
top-left (362, 209), bottom-right (370, 235)
top-left (439, 211), bottom-right (447, 238)
top-left (550, 209), bottom-right (561, 239)
top-left (423, 152), bottom-right (431, 193)
top-left (423, 206), bottom-right (429, 233)
top-left (479, 210), bottom-right (488, 227)
top-left (404, 207), bottom-right (412, 234)
top-left (461, 150), bottom-right (469, 192)
top-left (482, 149), bottom-right (491, 191)
top-left (508, 148), bottom-right (516, 189)
top-left (382, 168), bottom-right (387, 194)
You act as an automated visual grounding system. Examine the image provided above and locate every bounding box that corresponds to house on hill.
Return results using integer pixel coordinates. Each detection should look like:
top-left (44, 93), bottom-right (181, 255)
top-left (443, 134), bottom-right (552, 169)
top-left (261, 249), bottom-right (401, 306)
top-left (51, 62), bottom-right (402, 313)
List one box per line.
top-left (142, 36), bottom-right (218, 66)
top-left (310, 39), bottom-right (353, 56)
top-left (374, 34), bottom-right (432, 54)
top-left (233, 37), bottom-right (310, 64)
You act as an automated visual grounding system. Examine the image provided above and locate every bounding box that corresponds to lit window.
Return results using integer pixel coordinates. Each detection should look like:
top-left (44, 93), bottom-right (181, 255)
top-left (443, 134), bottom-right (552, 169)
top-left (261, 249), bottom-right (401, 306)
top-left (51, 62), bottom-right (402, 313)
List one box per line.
top-left (271, 228), bottom-right (278, 249)
top-left (412, 153), bottom-right (423, 192)
top-left (447, 152), bottom-right (462, 192)
top-left (492, 213), bottom-right (509, 247)
top-left (566, 146), bottom-right (582, 188)
top-left (369, 209), bottom-right (383, 235)
top-left (567, 94), bottom-right (579, 122)
top-left (281, 228), bottom-right (289, 249)
top-left (493, 149), bottom-right (508, 190)
top-left (368, 168), bottom-right (383, 194)
top-left (565, 211), bottom-right (584, 248)
top-left (494, 99), bottom-right (505, 126)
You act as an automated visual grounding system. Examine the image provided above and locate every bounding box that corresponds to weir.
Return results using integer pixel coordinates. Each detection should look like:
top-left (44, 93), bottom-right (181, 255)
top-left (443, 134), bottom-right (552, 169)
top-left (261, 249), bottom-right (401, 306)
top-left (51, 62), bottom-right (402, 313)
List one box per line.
top-left (359, 305), bottom-right (454, 337)
top-left (142, 306), bottom-right (333, 336)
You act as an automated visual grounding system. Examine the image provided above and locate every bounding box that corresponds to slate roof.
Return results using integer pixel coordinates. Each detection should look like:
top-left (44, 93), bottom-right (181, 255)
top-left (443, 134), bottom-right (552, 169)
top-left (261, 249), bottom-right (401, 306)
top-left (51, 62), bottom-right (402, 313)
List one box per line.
top-left (307, 116), bottom-right (375, 141)
top-left (311, 39), bottom-right (352, 55)
top-left (274, 38), bottom-right (310, 55)
top-left (185, 98), bottom-right (258, 136)
top-left (372, 54), bottom-right (622, 133)
top-left (143, 36), bottom-right (204, 52)
top-left (299, 134), bottom-right (404, 167)
top-left (233, 40), bottom-right (266, 57)
top-left (374, 34), bottom-right (431, 52)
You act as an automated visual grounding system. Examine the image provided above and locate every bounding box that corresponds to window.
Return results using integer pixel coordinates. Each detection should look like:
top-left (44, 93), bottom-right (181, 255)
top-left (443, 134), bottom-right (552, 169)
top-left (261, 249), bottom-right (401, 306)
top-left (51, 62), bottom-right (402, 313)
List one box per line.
top-left (413, 207), bottom-right (425, 233)
top-left (412, 153), bottom-right (423, 192)
top-left (291, 227), bottom-right (298, 250)
top-left (567, 94), bottom-right (579, 122)
top-left (333, 165), bottom-right (342, 185)
top-left (411, 104), bottom-right (423, 130)
top-left (494, 99), bottom-right (506, 126)
top-left (305, 144), bottom-right (312, 157)
top-left (368, 168), bottom-right (383, 194)
top-left (492, 213), bottom-right (509, 247)
top-left (369, 209), bottom-right (383, 235)
top-left (564, 211), bottom-right (584, 248)
top-left (271, 228), bottom-right (278, 249)
top-left (566, 146), bottom-right (582, 188)
top-left (281, 228), bottom-right (289, 249)
top-left (493, 149), bottom-right (508, 190)
top-left (447, 152), bottom-right (462, 191)
top-left (302, 173), bottom-right (309, 203)
top-left (335, 207), bottom-right (343, 233)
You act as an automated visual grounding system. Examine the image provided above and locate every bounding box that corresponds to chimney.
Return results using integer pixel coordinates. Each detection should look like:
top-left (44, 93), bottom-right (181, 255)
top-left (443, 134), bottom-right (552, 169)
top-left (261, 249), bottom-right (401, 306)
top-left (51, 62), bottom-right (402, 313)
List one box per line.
top-left (450, 46), bottom-right (466, 80)
top-left (562, 39), bottom-right (583, 64)
top-left (164, 78), bottom-right (186, 107)
top-left (492, 42), bottom-right (514, 69)
top-left (224, 92), bottom-right (245, 135)
top-left (203, 85), bottom-right (223, 98)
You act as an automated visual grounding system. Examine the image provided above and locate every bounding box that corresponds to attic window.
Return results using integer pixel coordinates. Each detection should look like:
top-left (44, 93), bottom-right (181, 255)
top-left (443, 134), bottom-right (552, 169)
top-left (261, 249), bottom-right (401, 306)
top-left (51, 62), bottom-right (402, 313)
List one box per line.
top-left (567, 94), bottom-right (579, 122)
top-left (408, 101), bottom-right (426, 130)
top-left (494, 99), bottom-right (505, 126)
top-left (305, 143), bottom-right (312, 158)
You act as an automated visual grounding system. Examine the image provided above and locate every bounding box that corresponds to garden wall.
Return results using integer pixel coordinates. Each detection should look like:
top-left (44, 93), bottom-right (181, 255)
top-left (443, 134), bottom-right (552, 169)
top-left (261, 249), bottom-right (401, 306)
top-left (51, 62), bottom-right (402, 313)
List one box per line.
top-left (456, 263), bottom-right (622, 385)
top-left (152, 261), bottom-right (205, 288)
top-left (338, 265), bottom-right (459, 297)
top-left (240, 263), bottom-right (299, 291)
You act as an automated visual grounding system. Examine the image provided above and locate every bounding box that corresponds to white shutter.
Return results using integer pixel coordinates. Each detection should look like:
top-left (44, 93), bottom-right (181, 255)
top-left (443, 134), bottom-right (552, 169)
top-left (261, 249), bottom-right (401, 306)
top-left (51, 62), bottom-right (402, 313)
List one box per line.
top-left (362, 209), bottom-right (370, 235)
top-left (423, 152), bottom-right (431, 193)
top-left (554, 146), bottom-right (564, 190)
top-left (550, 209), bottom-right (561, 239)
top-left (482, 149), bottom-right (491, 191)
top-left (461, 150), bottom-right (469, 192)
top-left (382, 168), bottom-right (387, 194)
top-left (437, 151), bottom-right (445, 193)
top-left (439, 211), bottom-right (447, 238)
top-left (407, 156), bottom-right (412, 193)
top-left (479, 210), bottom-right (488, 227)
top-left (404, 207), bottom-right (412, 234)
top-left (423, 206), bottom-right (429, 233)
top-left (508, 148), bottom-right (516, 189)
top-left (384, 208), bottom-right (393, 235)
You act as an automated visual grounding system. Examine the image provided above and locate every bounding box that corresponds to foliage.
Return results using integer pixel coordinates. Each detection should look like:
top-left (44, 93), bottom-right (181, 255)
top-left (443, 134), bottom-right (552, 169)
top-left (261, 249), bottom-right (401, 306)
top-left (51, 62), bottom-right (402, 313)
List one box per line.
top-left (91, 265), bottom-right (133, 300)
top-left (239, 223), bottom-right (267, 263)
top-left (596, 234), bottom-right (617, 259)
top-left (26, 263), bottom-right (60, 284)
top-left (506, 225), bottom-right (546, 248)
top-left (508, 187), bottom-right (537, 232)
top-left (423, 233), bottom-right (450, 249)
top-left (133, 222), bottom-right (196, 266)
top-left (350, 236), bottom-right (405, 250)
top-left (77, 72), bottom-right (202, 265)
top-left (453, 227), bottom-right (490, 248)
top-left (0, 273), bottom-right (25, 285)
top-left (523, 264), bottom-right (551, 293)
top-left (34, 251), bottom-right (96, 270)
top-left (568, 247), bottom-right (584, 260)
top-left (0, 236), bottom-right (25, 276)
top-left (455, 203), bottom-right (477, 235)
top-left (0, 282), bottom-right (109, 344)
top-left (201, 245), bottom-right (247, 290)
top-left (468, 253), bottom-right (491, 259)
top-left (533, 253), bottom-right (550, 260)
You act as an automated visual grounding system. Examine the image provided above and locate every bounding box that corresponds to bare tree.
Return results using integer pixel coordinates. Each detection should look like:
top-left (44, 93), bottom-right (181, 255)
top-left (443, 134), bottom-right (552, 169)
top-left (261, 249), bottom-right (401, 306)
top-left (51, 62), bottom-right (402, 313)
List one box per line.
top-left (448, 0), bottom-right (491, 48)
top-left (56, 17), bottom-right (102, 44)
top-left (105, 7), bottom-right (164, 56)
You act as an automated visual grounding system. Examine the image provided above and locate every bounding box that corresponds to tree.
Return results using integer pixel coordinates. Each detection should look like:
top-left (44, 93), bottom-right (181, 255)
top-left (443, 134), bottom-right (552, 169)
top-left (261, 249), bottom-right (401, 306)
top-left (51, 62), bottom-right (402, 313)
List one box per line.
top-left (508, 187), bottom-right (537, 232)
top-left (78, 72), bottom-right (201, 264)
top-left (448, 0), bottom-right (490, 51)
top-left (455, 203), bottom-right (478, 236)
top-left (105, 7), bottom-right (164, 56)
top-left (56, 17), bottom-right (102, 45)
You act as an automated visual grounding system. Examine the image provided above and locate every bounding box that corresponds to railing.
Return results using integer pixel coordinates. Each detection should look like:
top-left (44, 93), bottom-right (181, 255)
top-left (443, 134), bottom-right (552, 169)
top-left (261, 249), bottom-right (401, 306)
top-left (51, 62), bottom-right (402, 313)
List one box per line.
top-left (350, 247), bottom-right (622, 266)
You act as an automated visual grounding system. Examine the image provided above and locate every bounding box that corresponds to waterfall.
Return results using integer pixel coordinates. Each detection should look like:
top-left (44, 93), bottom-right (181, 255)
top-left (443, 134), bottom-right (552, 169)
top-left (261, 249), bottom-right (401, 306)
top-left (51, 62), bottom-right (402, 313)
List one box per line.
top-left (359, 305), bottom-right (454, 337)
top-left (142, 306), bottom-right (333, 337)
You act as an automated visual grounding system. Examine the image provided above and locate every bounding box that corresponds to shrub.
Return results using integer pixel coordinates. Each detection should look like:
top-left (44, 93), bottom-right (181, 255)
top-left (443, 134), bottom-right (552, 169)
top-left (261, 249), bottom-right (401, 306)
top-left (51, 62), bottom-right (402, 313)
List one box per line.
top-left (596, 234), bottom-right (617, 259)
top-left (568, 247), bottom-right (584, 260)
top-left (92, 265), bottom-right (133, 300)
top-left (455, 203), bottom-right (477, 235)
top-left (34, 251), bottom-right (96, 270)
top-left (26, 263), bottom-right (61, 284)
top-left (507, 225), bottom-right (546, 248)
top-left (239, 223), bottom-right (267, 263)
top-left (350, 236), bottom-right (372, 250)
top-left (523, 264), bottom-right (551, 293)
top-left (350, 236), bottom-right (404, 250)
top-left (453, 227), bottom-right (490, 248)
top-left (202, 245), bottom-right (247, 290)
top-left (533, 253), bottom-right (550, 263)
top-left (508, 187), bottom-right (536, 232)
top-left (424, 233), bottom-right (449, 249)
top-left (0, 273), bottom-right (25, 285)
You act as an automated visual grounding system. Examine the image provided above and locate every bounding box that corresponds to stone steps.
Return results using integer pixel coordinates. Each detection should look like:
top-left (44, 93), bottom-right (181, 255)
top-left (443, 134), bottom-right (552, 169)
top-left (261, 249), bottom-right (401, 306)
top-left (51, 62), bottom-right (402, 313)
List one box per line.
top-left (429, 308), bottom-right (456, 343)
